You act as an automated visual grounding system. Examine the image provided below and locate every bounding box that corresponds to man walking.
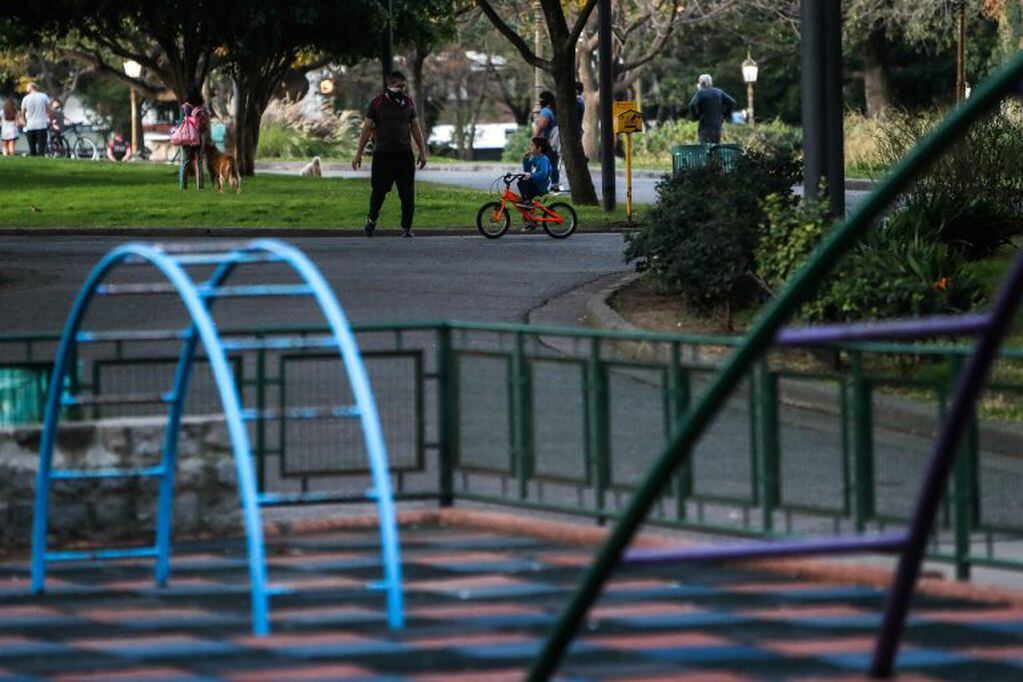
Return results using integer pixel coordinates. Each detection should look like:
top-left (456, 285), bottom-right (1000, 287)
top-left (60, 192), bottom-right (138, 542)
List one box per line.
top-left (20, 83), bottom-right (51, 156)
top-left (688, 74), bottom-right (736, 145)
top-left (352, 71), bottom-right (428, 237)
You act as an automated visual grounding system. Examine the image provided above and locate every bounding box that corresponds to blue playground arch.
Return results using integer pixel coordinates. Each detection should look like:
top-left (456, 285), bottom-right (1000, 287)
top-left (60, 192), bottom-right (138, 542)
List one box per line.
top-left (30, 239), bottom-right (404, 635)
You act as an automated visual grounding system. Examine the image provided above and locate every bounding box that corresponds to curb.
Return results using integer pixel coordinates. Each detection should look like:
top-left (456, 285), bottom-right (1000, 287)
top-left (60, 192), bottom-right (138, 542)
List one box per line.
top-left (583, 272), bottom-right (1023, 459)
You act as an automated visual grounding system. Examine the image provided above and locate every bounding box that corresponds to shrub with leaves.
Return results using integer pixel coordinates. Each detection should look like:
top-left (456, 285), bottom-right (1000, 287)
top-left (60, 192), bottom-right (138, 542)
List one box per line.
top-left (871, 109), bottom-right (1023, 254)
top-left (755, 192), bottom-right (832, 296)
top-left (810, 221), bottom-right (985, 322)
top-left (258, 97), bottom-right (362, 159)
top-left (625, 148), bottom-right (802, 321)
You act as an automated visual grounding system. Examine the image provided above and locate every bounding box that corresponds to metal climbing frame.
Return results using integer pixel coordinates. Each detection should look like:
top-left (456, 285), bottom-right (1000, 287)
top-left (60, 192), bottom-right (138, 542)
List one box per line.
top-left (30, 239), bottom-right (404, 636)
top-left (529, 52), bottom-right (1023, 680)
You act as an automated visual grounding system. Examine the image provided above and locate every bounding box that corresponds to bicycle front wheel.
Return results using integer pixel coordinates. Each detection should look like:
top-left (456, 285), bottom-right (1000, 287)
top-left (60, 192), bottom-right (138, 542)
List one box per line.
top-left (476, 201), bottom-right (511, 239)
top-left (73, 138), bottom-right (98, 160)
top-left (542, 202), bottom-right (577, 239)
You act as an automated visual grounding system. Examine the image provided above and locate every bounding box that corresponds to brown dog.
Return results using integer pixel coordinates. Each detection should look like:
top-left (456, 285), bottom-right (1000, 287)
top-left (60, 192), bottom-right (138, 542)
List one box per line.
top-left (204, 143), bottom-right (241, 194)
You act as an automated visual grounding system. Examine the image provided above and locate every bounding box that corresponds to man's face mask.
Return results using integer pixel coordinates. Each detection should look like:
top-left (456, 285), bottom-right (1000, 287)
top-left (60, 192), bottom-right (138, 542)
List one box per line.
top-left (387, 84), bottom-right (406, 101)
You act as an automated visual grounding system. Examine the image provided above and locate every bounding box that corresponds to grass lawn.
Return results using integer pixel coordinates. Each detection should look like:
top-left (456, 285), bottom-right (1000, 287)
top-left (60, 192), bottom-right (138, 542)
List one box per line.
top-left (0, 157), bottom-right (639, 230)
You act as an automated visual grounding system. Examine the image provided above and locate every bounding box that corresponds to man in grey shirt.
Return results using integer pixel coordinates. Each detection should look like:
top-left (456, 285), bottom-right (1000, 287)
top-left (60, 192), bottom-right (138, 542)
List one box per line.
top-left (688, 74), bottom-right (736, 145)
top-left (20, 83), bottom-right (51, 156)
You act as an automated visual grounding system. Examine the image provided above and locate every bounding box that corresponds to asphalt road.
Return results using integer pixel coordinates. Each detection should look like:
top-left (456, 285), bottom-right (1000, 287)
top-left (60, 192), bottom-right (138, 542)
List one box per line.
top-left (0, 233), bottom-right (630, 334)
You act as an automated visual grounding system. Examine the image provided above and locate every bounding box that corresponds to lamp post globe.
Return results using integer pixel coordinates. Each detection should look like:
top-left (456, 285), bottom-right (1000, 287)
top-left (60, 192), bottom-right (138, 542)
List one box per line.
top-left (741, 51), bottom-right (758, 128)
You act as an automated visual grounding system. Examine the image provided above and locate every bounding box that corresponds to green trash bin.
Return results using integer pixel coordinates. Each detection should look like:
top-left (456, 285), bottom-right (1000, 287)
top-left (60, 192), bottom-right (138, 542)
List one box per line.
top-left (0, 367), bottom-right (45, 427)
top-left (709, 143), bottom-right (743, 172)
top-left (671, 144), bottom-right (710, 174)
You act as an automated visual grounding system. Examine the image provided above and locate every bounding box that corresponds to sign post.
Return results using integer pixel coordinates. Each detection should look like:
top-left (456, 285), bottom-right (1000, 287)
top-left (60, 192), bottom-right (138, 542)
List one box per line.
top-left (612, 101), bottom-right (644, 222)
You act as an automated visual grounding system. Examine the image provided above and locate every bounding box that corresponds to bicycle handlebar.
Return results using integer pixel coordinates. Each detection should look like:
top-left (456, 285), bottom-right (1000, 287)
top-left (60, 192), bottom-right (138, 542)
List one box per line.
top-left (502, 172), bottom-right (528, 184)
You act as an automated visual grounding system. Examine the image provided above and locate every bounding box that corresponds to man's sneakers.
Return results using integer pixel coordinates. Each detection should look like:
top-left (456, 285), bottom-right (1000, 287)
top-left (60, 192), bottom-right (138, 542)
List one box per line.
top-left (549, 184), bottom-right (563, 194)
top-left (365, 220), bottom-right (414, 237)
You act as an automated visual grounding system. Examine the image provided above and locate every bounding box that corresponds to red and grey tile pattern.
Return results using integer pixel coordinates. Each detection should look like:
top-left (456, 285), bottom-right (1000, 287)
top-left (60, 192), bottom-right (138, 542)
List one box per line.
top-left (0, 525), bottom-right (1021, 680)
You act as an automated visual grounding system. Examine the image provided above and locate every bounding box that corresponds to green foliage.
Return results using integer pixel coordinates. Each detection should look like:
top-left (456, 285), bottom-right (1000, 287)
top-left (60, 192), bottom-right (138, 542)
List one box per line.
top-left (258, 98), bottom-right (361, 160)
top-left (73, 72), bottom-right (131, 133)
top-left (501, 125), bottom-right (532, 162)
top-left (756, 193), bottom-right (832, 295)
top-left (625, 148), bottom-right (802, 315)
top-left (871, 109), bottom-right (1023, 258)
top-left (632, 118), bottom-right (800, 166)
top-left (810, 222), bottom-right (985, 323)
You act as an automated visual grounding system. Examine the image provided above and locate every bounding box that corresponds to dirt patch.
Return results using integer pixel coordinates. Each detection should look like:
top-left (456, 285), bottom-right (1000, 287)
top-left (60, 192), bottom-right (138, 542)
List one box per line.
top-left (608, 274), bottom-right (737, 335)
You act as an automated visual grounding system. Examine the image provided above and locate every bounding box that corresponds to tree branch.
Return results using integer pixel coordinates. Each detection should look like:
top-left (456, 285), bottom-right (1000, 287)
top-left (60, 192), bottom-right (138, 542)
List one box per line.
top-left (476, 0), bottom-right (552, 70)
top-left (568, 0), bottom-right (599, 47)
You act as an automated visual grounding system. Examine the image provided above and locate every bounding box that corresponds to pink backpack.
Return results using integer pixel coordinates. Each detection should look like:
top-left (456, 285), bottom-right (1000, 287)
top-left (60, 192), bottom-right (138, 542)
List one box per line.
top-left (170, 106), bottom-right (203, 146)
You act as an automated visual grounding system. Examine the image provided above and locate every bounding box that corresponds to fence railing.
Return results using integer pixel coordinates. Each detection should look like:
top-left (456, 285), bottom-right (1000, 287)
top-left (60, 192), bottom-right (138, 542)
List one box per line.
top-left (2, 321), bottom-right (1022, 579)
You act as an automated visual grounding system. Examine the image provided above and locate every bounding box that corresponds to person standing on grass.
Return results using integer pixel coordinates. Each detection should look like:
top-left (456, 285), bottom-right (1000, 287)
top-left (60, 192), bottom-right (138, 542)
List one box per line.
top-left (177, 87), bottom-right (210, 190)
top-left (532, 90), bottom-right (560, 190)
top-left (1, 97), bottom-right (19, 156)
top-left (688, 74), bottom-right (736, 145)
top-left (20, 83), bottom-right (50, 157)
top-left (352, 70), bottom-right (428, 238)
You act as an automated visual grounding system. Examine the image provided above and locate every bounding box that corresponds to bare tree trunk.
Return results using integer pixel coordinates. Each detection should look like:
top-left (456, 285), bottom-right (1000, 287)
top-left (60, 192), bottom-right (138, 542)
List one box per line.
top-left (862, 26), bottom-right (893, 118)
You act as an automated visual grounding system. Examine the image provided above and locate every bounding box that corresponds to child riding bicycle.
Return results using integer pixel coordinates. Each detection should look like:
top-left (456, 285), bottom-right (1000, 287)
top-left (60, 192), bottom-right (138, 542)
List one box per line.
top-left (517, 137), bottom-right (553, 231)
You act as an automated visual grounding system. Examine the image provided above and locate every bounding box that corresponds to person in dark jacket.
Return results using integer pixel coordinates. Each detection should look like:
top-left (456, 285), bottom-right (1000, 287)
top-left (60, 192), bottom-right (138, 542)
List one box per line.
top-left (688, 74), bottom-right (736, 144)
top-left (352, 70), bottom-right (428, 238)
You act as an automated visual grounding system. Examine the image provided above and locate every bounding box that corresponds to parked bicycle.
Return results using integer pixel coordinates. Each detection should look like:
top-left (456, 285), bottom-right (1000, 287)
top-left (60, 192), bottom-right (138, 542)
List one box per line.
top-left (47, 122), bottom-right (98, 160)
top-left (475, 173), bottom-right (577, 239)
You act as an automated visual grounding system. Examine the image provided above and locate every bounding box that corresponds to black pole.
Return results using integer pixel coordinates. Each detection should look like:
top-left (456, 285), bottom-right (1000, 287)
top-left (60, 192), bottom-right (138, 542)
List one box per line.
top-left (823, 0), bottom-right (845, 216)
top-left (800, 0), bottom-right (826, 202)
top-left (598, 0), bottom-right (615, 212)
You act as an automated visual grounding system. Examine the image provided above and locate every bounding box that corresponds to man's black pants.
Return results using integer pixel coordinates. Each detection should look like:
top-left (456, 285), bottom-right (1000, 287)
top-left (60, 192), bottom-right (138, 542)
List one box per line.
top-left (26, 129), bottom-right (47, 156)
top-left (368, 150), bottom-right (415, 230)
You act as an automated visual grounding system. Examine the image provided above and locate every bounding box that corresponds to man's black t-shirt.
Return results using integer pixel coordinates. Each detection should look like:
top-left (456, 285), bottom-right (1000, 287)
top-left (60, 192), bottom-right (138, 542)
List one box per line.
top-left (367, 92), bottom-right (417, 153)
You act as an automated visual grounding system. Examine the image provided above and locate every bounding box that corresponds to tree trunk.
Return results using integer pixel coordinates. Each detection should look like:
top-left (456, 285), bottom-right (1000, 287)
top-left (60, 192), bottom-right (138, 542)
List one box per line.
top-left (576, 42), bottom-right (600, 160)
top-left (233, 69), bottom-right (272, 177)
top-left (862, 26), bottom-right (893, 118)
top-left (553, 56), bottom-right (597, 205)
top-left (411, 45), bottom-right (429, 128)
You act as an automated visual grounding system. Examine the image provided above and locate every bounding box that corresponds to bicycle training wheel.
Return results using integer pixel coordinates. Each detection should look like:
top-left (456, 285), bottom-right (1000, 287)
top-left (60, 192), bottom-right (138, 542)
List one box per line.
top-left (476, 201), bottom-right (511, 239)
top-left (73, 138), bottom-right (97, 160)
top-left (542, 202), bottom-right (577, 239)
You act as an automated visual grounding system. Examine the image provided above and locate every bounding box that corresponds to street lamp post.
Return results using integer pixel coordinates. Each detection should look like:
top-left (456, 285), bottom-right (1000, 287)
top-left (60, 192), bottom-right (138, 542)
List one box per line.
top-left (122, 60), bottom-right (142, 156)
top-left (741, 51), bottom-right (758, 128)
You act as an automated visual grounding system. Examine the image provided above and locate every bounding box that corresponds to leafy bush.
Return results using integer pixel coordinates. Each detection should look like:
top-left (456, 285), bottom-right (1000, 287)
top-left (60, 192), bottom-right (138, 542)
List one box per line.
top-left (756, 192), bottom-right (832, 295)
top-left (258, 98), bottom-right (362, 159)
top-left (870, 109), bottom-right (1023, 253)
top-left (625, 148), bottom-right (802, 319)
top-left (810, 221), bottom-right (984, 322)
top-left (501, 126), bottom-right (533, 162)
top-left (886, 193), bottom-right (1018, 260)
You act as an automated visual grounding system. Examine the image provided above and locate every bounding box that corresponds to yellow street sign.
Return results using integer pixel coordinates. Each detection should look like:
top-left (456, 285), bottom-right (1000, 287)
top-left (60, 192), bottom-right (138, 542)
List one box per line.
top-left (612, 101), bottom-right (644, 134)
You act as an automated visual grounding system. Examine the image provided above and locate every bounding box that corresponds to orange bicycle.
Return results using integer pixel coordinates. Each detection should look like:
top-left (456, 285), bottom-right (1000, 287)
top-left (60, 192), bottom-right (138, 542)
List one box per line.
top-left (475, 173), bottom-right (577, 239)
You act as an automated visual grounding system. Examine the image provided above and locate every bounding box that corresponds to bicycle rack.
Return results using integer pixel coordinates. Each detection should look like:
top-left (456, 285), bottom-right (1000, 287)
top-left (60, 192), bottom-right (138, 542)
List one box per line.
top-left (30, 239), bottom-right (404, 636)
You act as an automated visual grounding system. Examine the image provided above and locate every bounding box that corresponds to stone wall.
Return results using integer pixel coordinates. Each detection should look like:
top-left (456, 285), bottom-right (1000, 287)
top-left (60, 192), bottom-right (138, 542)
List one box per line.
top-left (0, 416), bottom-right (242, 548)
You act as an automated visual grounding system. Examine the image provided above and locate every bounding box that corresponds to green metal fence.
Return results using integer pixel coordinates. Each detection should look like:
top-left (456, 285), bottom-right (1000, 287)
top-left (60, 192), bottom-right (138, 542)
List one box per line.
top-left (2, 321), bottom-right (1022, 578)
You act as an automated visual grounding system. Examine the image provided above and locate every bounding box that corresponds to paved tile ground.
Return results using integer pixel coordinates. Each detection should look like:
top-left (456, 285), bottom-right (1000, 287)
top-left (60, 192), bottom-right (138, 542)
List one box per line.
top-left (2, 524), bottom-right (1022, 680)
